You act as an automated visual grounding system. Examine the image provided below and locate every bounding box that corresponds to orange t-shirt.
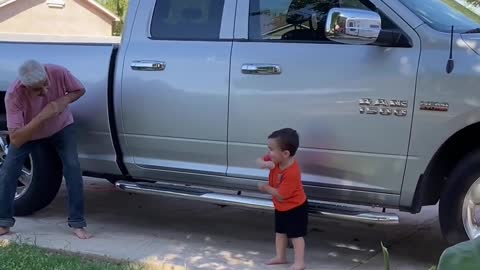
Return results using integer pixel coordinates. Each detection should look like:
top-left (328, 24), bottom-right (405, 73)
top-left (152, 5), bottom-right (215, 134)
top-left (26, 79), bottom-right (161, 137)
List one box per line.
top-left (268, 160), bottom-right (307, 212)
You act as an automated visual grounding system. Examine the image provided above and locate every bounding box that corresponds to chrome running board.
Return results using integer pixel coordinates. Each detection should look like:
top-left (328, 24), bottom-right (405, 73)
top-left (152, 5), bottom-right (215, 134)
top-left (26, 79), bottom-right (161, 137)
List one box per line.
top-left (115, 180), bottom-right (399, 225)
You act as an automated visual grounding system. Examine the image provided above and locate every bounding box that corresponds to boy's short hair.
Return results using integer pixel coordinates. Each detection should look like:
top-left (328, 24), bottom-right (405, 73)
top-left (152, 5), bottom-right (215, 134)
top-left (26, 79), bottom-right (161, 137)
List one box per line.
top-left (268, 128), bottom-right (300, 156)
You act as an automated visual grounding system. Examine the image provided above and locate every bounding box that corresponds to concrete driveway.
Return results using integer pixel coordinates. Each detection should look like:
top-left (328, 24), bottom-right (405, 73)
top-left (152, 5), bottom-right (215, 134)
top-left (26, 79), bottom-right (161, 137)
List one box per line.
top-left (1, 178), bottom-right (448, 270)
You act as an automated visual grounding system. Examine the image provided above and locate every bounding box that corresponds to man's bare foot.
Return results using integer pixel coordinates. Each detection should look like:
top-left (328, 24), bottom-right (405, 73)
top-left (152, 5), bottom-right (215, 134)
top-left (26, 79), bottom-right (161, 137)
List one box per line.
top-left (0, 227), bottom-right (10, 236)
top-left (266, 257), bottom-right (288, 265)
top-left (73, 228), bottom-right (92, 239)
top-left (290, 263), bottom-right (306, 270)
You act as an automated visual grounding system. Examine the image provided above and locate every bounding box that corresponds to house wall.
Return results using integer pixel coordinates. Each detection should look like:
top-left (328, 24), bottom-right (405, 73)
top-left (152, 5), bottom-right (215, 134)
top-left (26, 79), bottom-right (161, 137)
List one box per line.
top-left (0, 0), bottom-right (114, 36)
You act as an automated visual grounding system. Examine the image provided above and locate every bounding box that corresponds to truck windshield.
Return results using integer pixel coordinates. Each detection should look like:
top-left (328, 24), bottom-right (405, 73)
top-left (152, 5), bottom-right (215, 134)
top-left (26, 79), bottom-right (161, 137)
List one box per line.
top-left (398, 0), bottom-right (480, 33)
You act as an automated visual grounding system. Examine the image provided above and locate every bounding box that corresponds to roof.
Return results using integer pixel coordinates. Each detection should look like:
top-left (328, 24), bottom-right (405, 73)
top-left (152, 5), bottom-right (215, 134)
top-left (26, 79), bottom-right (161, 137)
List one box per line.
top-left (0, 0), bottom-right (16, 9)
top-left (0, 0), bottom-right (120, 21)
top-left (84, 0), bottom-right (120, 22)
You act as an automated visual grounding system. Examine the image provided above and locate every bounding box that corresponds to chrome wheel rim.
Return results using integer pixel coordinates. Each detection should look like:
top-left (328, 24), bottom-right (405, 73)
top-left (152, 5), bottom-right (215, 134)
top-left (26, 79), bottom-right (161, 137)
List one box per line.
top-left (0, 131), bottom-right (33, 200)
top-left (462, 177), bottom-right (480, 239)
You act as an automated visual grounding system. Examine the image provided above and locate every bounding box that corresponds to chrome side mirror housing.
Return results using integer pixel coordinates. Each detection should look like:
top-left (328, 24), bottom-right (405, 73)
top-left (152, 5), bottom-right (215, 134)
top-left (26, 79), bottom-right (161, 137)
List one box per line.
top-left (325, 8), bottom-right (381, 45)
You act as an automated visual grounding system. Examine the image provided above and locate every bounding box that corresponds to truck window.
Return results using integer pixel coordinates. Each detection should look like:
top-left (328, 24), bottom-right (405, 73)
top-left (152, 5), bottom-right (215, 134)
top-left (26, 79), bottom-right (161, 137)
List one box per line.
top-left (399, 0), bottom-right (480, 33)
top-left (249, 0), bottom-right (397, 42)
top-left (150, 0), bottom-right (225, 40)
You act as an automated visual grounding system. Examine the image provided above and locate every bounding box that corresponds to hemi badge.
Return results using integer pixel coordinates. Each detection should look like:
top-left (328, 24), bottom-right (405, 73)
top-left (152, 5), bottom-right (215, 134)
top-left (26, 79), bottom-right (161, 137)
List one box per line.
top-left (420, 101), bottom-right (449, 112)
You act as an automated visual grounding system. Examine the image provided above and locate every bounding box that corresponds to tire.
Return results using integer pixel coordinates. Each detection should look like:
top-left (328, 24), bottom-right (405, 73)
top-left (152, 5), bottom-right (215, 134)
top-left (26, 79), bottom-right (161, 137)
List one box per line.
top-left (14, 143), bottom-right (63, 216)
top-left (0, 126), bottom-right (63, 216)
top-left (440, 150), bottom-right (480, 245)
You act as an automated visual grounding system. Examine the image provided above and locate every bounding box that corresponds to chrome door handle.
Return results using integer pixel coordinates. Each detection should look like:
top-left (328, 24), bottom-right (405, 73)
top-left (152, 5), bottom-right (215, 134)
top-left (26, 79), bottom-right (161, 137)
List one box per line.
top-left (241, 64), bottom-right (282, 75)
top-left (131, 61), bottom-right (166, 71)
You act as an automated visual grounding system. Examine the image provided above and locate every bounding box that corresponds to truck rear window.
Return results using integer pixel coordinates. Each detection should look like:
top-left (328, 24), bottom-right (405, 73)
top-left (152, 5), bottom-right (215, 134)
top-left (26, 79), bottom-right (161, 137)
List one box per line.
top-left (150, 0), bottom-right (225, 40)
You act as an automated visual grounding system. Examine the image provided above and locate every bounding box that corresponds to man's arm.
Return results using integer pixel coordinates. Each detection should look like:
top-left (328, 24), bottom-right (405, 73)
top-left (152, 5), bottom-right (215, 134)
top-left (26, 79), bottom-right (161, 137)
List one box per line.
top-left (9, 102), bottom-right (65, 147)
top-left (57, 68), bottom-right (85, 106)
top-left (8, 102), bottom-right (63, 148)
top-left (9, 117), bottom-right (46, 148)
top-left (56, 89), bottom-right (85, 106)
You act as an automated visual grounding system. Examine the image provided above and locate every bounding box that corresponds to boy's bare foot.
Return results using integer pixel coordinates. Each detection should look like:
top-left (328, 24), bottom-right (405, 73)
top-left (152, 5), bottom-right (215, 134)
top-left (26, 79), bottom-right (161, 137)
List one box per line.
top-left (0, 227), bottom-right (10, 236)
top-left (290, 263), bottom-right (306, 270)
top-left (73, 228), bottom-right (92, 239)
top-left (266, 257), bottom-right (288, 265)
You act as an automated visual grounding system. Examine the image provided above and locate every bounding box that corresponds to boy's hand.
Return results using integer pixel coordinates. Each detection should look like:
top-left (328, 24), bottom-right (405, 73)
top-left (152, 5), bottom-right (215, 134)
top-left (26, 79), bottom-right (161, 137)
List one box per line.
top-left (264, 161), bottom-right (275, 170)
top-left (258, 183), bottom-right (269, 193)
top-left (258, 183), bottom-right (284, 202)
top-left (256, 158), bottom-right (275, 170)
top-left (256, 158), bottom-right (267, 168)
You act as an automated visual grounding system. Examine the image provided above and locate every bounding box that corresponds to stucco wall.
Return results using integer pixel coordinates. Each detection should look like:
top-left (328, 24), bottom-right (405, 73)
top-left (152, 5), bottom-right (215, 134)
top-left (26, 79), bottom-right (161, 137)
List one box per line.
top-left (0, 0), bottom-right (114, 36)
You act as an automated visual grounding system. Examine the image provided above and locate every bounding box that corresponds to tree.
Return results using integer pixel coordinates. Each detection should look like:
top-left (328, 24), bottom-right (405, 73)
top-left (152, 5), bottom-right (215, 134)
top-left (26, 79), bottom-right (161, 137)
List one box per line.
top-left (466, 0), bottom-right (480, 6)
top-left (95, 0), bottom-right (128, 35)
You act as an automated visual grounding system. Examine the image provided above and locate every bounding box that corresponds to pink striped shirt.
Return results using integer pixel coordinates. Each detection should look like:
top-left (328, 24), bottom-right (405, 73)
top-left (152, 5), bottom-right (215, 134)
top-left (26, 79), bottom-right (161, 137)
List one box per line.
top-left (5, 64), bottom-right (85, 140)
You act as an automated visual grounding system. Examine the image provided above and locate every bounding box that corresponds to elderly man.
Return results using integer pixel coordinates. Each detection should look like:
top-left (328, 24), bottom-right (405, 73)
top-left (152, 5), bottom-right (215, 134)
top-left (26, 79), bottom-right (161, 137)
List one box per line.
top-left (0, 60), bottom-right (91, 239)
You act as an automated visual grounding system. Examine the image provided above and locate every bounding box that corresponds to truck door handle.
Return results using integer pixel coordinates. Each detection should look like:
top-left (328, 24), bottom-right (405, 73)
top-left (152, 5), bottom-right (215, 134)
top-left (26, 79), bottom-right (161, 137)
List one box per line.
top-left (131, 61), bottom-right (166, 71)
top-left (241, 64), bottom-right (282, 75)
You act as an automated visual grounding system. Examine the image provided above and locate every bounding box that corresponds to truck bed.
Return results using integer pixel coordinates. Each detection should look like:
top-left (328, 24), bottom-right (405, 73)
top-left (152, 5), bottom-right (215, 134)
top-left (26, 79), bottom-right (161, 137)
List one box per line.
top-left (0, 33), bottom-right (121, 44)
top-left (0, 39), bottom-right (122, 176)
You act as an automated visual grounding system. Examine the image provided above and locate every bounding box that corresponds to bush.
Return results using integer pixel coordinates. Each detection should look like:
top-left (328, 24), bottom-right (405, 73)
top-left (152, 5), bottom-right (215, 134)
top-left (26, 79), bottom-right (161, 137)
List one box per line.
top-left (382, 238), bottom-right (480, 270)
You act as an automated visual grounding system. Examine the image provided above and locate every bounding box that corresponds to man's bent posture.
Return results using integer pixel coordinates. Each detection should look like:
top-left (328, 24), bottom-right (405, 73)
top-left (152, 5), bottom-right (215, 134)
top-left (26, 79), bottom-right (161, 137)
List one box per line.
top-left (0, 60), bottom-right (91, 239)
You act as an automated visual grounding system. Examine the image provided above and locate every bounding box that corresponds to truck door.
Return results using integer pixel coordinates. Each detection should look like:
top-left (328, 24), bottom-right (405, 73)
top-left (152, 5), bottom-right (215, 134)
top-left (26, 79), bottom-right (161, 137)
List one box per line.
top-left (227, 0), bottom-right (421, 203)
top-left (119, 0), bottom-right (235, 178)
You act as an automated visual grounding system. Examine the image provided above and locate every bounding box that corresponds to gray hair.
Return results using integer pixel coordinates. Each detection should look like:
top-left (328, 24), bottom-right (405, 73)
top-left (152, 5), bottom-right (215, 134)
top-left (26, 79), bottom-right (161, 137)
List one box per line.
top-left (18, 60), bottom-right (47, 88)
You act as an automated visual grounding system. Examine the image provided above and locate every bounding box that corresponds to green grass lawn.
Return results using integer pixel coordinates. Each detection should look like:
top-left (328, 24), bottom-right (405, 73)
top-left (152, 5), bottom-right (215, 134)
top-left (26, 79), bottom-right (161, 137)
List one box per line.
top-left (0, 241), bottom-right (138, 270)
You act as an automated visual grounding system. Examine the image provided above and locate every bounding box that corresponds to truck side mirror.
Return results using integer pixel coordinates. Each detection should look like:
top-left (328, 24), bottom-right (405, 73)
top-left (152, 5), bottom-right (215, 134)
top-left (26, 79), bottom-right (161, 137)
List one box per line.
top-left (325, 8), bottom-right (381, 45)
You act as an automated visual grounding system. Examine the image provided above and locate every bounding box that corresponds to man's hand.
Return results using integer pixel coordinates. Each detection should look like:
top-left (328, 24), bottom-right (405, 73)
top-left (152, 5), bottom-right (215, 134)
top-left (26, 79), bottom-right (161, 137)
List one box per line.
top-left (53, 99), bottom-right (69, 112)
top-left (55, 96), bottom-right (71, 108)
top-left (37, 101), bottom-right (68, 121)
top-left (8, 100), bottom-right (66, 148)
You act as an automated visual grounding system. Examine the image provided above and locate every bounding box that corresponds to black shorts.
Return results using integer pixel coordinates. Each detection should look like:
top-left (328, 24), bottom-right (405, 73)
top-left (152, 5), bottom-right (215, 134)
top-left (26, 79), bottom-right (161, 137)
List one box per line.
top-left (275, 200), bottom-right (308, 238)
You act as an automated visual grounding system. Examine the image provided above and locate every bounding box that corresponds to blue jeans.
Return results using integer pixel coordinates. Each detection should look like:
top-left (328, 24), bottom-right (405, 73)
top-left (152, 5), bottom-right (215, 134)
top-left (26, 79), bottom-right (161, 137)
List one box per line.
top-left (0, 124), bottom-right (86, 229)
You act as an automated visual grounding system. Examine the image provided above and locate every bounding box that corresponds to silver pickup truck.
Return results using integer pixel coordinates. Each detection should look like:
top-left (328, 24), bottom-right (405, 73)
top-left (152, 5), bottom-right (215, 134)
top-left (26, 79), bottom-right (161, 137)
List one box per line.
top-left (1, 0), bottom-right (480, 245)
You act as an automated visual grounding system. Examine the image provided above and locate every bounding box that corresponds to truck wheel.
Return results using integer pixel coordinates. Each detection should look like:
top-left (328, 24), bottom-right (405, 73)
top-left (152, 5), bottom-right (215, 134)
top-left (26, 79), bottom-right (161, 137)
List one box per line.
top-left (0, 131), bottom-right (63, 216)
top-left (440, 151), bottom-right (480, 245)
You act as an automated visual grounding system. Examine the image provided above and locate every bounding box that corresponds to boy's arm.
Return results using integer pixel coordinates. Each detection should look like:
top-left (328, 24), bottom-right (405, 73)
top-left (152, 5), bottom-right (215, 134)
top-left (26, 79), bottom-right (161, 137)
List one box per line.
top-left (276, 170), bottom-right (301, 200)
top-left (256, 155), bottom-right (275, 170)
top-left (256, 158), bottom-right (275, 170)
top-left (262, 185), bottom-right (284, 202)
top-left (257, 155), bottom-right (277, 196)
top-left (259, 168), bottom-right (301, 202)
